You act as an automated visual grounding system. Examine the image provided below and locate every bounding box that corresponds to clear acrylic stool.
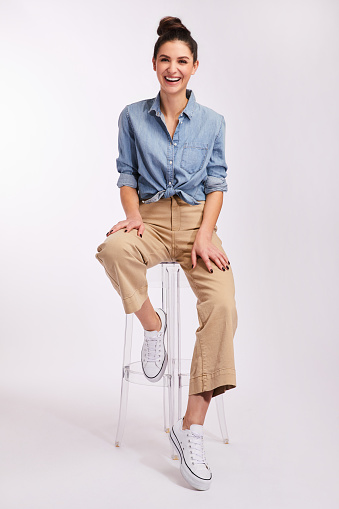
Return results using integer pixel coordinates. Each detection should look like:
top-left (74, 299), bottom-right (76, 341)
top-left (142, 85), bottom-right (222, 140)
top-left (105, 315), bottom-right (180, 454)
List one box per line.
top-left (115, 262), bottom-right (230, 459)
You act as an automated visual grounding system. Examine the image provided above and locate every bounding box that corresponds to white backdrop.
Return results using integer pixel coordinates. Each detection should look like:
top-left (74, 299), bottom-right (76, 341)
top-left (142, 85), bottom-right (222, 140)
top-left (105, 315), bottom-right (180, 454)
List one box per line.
top-left (1, 1), bottom-right (338, 508)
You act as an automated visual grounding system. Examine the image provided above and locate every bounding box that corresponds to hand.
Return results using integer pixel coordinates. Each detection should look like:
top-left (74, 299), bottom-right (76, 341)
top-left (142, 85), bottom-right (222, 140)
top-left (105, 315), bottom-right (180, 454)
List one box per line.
top-left (106, 214), bottom-right (145, 238)
top-left (191, 230), bottom-right (230, 272)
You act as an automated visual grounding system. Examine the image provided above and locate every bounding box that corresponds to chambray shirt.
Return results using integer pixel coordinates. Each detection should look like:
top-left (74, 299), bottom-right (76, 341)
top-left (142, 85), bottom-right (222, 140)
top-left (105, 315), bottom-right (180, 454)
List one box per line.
top-left (116, 88), bottom-right (228, 206)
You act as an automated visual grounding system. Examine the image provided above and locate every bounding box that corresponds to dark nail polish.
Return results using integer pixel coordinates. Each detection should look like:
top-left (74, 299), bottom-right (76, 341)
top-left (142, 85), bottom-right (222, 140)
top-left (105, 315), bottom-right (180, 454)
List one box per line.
top-left (124, 230), bottom-right (127, 232)
top-left (210, 269), bottom-right (213, 273)
top-left (192, 264), bottom-right (194, 268)
top-left (222, 267), bottom-right (225, 271)
top-left (226, 266), bottom-right (229, 270)
top-left (228, 261), bottom-right (230, 265)
top-left (140, 234), bottom-right (142, 238)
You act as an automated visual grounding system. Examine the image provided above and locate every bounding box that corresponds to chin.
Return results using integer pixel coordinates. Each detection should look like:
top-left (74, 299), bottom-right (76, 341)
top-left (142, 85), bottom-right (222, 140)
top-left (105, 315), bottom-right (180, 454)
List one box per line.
top-left (162, 81), bottom-right (187, 92)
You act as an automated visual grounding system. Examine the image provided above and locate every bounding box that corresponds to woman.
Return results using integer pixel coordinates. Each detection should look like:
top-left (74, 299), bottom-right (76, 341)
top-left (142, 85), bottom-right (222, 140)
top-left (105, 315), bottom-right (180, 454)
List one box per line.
top-left (95, 16), bottom-right (238, 491)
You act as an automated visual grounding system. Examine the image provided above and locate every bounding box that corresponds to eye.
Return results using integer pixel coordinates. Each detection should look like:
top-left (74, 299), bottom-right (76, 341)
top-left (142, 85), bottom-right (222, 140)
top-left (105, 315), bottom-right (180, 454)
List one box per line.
top-left (160, 58), bottom-right (188, 64)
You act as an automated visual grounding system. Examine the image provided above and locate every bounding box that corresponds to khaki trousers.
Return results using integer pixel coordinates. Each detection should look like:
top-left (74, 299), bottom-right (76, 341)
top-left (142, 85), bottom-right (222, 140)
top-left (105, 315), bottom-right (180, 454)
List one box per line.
top-left (95, 195), bottom-right (238, 398)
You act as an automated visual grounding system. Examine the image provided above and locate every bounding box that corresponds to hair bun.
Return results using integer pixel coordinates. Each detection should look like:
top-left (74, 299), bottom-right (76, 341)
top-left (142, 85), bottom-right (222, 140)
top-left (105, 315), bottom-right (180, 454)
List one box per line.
top-left (157, 16), bottom-right (190, 37)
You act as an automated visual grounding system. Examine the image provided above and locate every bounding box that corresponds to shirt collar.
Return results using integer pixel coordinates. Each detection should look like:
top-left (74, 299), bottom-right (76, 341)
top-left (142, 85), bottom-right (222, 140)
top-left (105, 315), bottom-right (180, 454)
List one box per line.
top-left (148, 88), bottom-right (196, 119)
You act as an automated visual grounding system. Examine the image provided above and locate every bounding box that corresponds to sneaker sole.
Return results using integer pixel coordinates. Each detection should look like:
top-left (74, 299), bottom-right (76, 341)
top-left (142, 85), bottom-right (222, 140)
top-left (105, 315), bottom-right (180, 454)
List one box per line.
top-left (169, 427), bottom-right (212, 491)
top-left (142, 351), bottom-right (168, 383)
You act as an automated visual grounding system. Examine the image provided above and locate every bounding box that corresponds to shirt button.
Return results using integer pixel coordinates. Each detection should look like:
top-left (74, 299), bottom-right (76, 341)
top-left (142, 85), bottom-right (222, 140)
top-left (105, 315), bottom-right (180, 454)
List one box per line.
top-left (169, 161), bottom-right (172, 164)
top-left (169, 181), bottom-right (172, 185)
top-left (174, 142), bottom-right (177, 146)
top-left (180, 121), bottom-right (183, 124)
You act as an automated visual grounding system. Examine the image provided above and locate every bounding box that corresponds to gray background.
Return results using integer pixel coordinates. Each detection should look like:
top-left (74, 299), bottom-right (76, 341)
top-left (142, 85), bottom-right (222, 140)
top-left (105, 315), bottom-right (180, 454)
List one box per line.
top-left (1, 0), bottom-right (338, 507)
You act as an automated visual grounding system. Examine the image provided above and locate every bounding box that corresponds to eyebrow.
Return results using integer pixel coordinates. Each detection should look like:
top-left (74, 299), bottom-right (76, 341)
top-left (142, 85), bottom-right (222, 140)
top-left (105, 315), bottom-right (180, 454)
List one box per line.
top-left (159, 54), bottom-right (190, 59)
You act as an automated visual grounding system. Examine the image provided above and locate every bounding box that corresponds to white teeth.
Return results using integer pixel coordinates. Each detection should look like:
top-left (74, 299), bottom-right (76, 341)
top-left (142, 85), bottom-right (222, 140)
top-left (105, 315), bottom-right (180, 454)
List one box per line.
top-left (165, 77), bottom-right (180, 82)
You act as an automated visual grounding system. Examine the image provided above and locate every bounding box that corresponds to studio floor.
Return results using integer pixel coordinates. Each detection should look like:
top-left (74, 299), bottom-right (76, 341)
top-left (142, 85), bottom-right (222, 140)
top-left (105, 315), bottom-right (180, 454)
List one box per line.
top-left (1, 379), bottom-right (336, 509)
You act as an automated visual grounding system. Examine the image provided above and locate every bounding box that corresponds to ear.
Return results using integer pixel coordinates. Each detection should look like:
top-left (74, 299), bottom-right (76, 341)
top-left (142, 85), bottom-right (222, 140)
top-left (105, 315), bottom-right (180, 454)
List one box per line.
top-left (191, 60), bottom-right (199, 76)
top-left (152, 57), bottom-right (156, 71)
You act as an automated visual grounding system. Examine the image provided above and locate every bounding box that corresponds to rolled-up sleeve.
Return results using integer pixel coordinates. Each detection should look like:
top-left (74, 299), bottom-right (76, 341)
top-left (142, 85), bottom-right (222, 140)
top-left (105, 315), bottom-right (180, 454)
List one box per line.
top-left (116, 105), bottom-right (139, 189)
top-left (204, 115), bottom-right (228, 195)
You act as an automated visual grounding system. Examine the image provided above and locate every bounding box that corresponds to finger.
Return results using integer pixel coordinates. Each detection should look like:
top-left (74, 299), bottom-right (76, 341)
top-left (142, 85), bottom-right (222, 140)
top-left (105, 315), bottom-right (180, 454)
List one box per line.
top-left (191, 249), bottom-right (197, 269)
top-left (213, 253), bottom-right (228, 271)
top-left (106, 224), bottom-right (124, 236)
top-left (202, 255), bottom-right (213, 273)
top-left (216, 255), bottom-right (229, 271)
top-left (221, 253), bottom-right (230, 265)
top-left (125, 225), bottom-right (137, 233)
top-left (221, 254), bottom-right (230, 268)
top-left (205, 248), bottom-right (223, 271)
top-left (108, 222), bottom-right (123, 232)
top-left (216, 251), bottom-right (229, 269)
top-left (106, 226), bottom-right (114, 236)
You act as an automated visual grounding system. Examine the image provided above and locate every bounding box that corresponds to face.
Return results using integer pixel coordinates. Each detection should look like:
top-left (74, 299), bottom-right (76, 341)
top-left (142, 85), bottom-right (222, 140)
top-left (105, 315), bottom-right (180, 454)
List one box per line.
top-left (152, 40), bottom-right (199, 94)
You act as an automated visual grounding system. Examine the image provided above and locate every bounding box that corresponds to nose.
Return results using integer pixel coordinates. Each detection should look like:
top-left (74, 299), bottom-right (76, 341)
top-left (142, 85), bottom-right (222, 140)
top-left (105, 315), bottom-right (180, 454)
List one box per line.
top-left (168, 62), bottom-right (178, 74)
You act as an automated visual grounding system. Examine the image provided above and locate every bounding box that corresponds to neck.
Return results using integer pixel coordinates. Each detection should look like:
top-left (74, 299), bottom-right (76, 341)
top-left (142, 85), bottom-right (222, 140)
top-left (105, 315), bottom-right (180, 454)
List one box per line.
top-left (159, 89), bottom-right (189, 118)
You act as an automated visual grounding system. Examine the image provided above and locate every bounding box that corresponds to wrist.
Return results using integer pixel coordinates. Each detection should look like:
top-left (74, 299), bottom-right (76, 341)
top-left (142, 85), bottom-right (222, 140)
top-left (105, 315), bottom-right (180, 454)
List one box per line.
top-left (197, 225), bottom-right (213, 239)
top-left (127, 212), bottom-right (142, 220)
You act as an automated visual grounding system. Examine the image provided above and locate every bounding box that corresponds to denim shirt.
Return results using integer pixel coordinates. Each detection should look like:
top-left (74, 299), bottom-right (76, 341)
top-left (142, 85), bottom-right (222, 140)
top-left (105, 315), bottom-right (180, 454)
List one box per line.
top-left (116, 88), bottom-right (228, 206)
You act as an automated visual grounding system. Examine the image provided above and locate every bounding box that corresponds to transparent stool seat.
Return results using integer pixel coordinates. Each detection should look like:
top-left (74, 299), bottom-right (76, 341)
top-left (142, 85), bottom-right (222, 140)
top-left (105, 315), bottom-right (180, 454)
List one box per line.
top-left (115, 262), bottom-right (230, 459)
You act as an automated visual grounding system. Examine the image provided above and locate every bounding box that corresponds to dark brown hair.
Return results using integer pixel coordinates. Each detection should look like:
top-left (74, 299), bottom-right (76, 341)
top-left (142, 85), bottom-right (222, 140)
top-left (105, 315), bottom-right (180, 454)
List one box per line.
top-left (153, 16), bottom-right (198, 63)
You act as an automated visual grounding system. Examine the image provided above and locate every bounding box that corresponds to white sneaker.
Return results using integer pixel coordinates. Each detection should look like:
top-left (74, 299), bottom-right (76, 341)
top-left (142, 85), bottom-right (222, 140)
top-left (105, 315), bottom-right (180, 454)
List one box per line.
top-left (169, 417), bottom-right (212, 490)
top-left (141, 308), bottom-right (167, 383)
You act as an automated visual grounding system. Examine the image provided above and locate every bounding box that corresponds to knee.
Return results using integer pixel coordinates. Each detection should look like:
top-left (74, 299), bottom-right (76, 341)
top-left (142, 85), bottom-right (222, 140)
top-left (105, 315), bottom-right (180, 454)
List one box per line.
top-left (226, 300), bottom-right (238, 330)
top-left (216, 299), bottom-right (236, 316)
top-left (96, 231), bottom-right (144, 271)
top-left (95, 233), bottom-right (127, 265)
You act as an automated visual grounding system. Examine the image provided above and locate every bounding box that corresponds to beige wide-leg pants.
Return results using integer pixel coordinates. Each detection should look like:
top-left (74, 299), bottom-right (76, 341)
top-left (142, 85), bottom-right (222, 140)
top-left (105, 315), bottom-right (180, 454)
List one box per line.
top-left (95, 195), bottom-right (238, 398)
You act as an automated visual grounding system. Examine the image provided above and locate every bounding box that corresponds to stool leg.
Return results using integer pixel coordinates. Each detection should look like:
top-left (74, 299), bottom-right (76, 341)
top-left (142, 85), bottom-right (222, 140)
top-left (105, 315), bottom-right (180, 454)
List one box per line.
top-left (215, 393), bottom-right (230, 444)
top-left (163, 263), bottom-right (179, 460)
top-left (115, 313), bottom-right (133, 447)
top-left (176, 265), bottom-right (183, 423)
top-left (168, 264), bottom-right (181, 426)
top-left (161, 266), bottom-right (170, 434)
top-left (163, 384), bottom-right (170, 433)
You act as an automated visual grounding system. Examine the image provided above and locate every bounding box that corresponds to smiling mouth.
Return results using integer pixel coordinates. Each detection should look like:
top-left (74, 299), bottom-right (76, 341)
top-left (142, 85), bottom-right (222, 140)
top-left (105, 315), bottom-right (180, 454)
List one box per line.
top-left (164, 76), bottom-right (181, 83)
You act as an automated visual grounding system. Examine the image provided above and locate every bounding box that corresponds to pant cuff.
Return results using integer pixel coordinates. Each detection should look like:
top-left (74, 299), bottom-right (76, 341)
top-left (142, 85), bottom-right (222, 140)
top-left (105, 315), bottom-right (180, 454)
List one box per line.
top-left (122, 285), bottom-right (149, 314)
top-left (189, 368), bottom-right (236, 398)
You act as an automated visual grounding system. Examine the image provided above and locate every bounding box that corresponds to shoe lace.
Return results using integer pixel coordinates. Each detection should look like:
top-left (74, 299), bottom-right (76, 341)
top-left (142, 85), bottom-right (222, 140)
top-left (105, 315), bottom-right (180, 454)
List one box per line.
top-left (144, 333), bottom-right (162, 362)
top-left (187, 431), bottom-right (209, 467)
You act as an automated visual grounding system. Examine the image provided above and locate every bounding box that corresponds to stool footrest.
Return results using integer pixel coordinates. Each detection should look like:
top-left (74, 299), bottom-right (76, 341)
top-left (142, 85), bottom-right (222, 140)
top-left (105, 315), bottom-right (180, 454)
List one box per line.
top-left (122, 359), bottom-right (192, 387)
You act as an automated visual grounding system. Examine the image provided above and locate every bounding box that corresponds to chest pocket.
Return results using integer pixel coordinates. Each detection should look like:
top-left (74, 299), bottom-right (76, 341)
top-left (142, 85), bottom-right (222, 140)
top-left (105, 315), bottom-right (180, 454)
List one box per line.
top-left (180, 143), bottom-right (209, 174)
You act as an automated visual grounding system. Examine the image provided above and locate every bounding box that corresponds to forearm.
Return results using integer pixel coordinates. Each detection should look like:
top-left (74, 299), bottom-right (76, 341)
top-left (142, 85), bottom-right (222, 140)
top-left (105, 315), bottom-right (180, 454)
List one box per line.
top-left (120, 186), bottom-right (142, 219)
top-left (198, 191), bottom-right (223, 237)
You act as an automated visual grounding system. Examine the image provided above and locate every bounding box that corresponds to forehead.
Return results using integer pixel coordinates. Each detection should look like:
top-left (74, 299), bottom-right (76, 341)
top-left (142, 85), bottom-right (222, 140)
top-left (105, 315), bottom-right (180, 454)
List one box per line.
top-left (157, 39), bottom-right (192, 58)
